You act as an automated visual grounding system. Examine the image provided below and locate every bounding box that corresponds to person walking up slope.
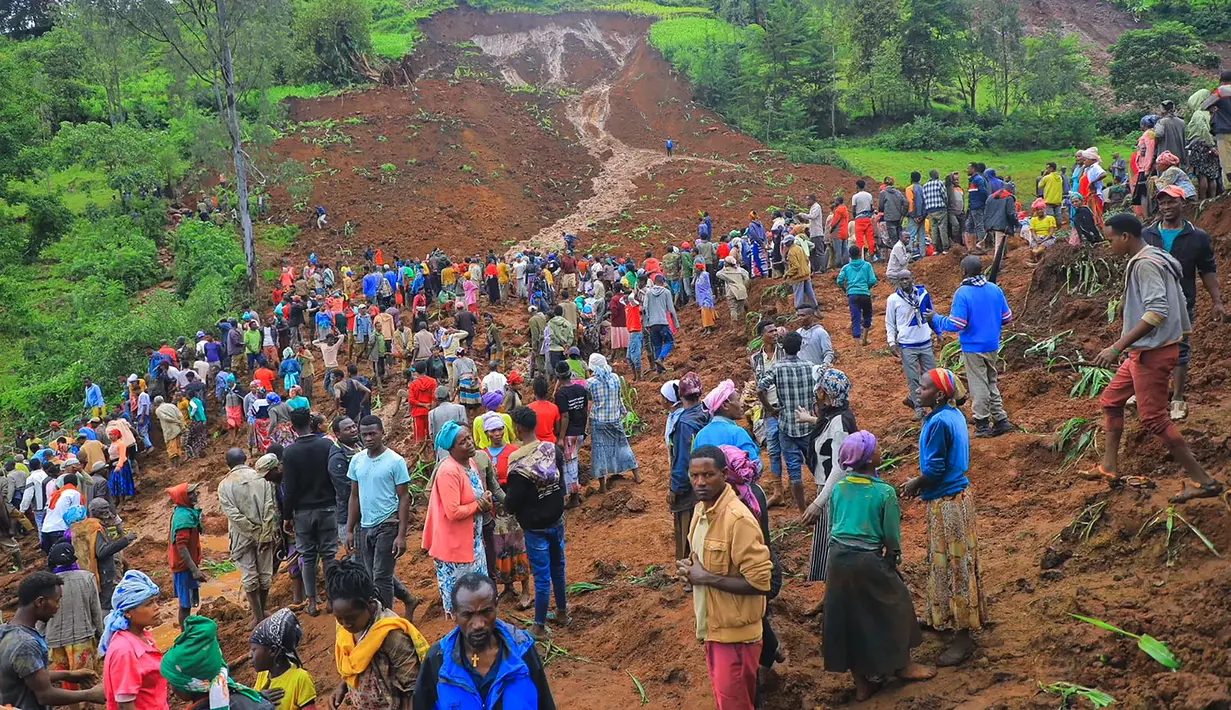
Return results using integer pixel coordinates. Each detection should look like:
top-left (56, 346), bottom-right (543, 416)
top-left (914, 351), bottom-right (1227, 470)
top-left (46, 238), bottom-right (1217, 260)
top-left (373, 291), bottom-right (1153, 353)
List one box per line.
top-left (836, 246), bottom-right (877, 345)
top-left (932, 257), bottom-right (1015, 437)
top-left (1091, 215), bottom-right (1223, 503)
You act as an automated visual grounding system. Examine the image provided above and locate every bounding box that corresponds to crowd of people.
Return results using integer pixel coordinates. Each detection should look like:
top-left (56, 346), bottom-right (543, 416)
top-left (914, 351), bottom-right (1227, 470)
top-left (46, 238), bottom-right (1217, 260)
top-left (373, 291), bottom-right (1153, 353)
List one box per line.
top-left (0, 76), bottom-right (1228, 710)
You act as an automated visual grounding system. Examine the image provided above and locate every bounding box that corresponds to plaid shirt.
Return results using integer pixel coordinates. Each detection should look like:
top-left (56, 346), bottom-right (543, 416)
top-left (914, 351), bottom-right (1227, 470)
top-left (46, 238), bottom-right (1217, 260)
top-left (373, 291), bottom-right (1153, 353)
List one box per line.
top-left (587, 375), bottom-right (625, 424)
top-left (757, 355), bottom-right (816, 437)
top-left (920, 179), bottom-right (948, 213)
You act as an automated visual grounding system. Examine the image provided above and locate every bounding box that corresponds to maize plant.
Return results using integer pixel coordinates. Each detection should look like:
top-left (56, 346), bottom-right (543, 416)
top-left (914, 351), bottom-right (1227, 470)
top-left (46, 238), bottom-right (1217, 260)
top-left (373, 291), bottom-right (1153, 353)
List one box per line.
top-left (1071, 367), bottom-right (1114, 399)
top-left (1070, 614), bottom-right (1181, 671)
top-left (1038, 681), bottom-right (1116, 708)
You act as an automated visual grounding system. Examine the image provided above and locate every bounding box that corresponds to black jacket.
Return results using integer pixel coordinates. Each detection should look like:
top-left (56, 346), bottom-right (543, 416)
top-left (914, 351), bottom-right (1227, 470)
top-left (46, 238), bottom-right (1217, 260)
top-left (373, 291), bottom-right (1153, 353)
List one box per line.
top-left (1143, 221), bottom-right (1217, 314)
top-left (281, 434), bottom-right (336, 517)
top-left (503, 444), bottom-right (566, 531)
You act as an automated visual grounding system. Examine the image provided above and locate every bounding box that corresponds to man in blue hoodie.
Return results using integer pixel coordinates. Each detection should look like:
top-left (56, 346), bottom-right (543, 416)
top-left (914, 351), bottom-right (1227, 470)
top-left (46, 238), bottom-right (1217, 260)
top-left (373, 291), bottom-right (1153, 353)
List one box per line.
top-left (412, 572), bottom-right (555, 709)
top-left (932, 256), bottom-right (1015, 437)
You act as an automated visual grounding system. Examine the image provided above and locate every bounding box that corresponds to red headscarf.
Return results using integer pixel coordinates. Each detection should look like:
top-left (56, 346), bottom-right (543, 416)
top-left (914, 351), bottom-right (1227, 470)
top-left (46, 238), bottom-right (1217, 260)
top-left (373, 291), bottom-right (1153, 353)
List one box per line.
top-left (166, 482), bottom-right (193, 508)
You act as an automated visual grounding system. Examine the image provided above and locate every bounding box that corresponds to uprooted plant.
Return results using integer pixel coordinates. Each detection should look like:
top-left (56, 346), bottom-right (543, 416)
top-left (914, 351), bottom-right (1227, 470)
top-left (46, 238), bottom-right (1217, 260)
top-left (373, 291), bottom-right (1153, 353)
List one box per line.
top-left (1070, 614), bottom-right (1181, 671)
top-left (1071, 366), bottom-right (1114, 399)
top-left (620, 377), bottom-right (647, 437)
top-left (1038, 681), bottom-right (1116, 708)
top-left (1136, 505), bottom-right (1221, 566)
top-left (1055, 500), bottom-right (1108, 543)
top-left (1054, 417), bottom-right (1099, 471)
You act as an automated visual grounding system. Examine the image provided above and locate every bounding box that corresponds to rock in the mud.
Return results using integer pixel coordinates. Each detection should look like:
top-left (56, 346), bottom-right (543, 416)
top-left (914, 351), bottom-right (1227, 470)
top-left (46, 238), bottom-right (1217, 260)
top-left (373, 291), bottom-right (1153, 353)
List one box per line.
top-left (624, 494), bottom-right (648, 513)
top-left (598, 488), bottom-right (632, 511)
top-left (1040, 569), bottom-right (1065, 582)
top-left (1040, 547), bottom-right (1072, 570)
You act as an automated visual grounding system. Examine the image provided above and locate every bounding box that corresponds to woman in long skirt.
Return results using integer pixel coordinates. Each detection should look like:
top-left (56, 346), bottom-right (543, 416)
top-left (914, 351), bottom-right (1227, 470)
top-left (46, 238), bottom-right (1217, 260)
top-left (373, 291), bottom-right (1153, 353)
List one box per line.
top-left (824, 431), bottom-right (935, 700)
top-left (586, 354), bottom-right (640, 493)
top-left (424, 422), bottom-right (490, 616)
top-left (903, 369), bottom-right (988, 667)
top-left (107, 433), bottom-right (136, 510)
top-left (693, 263), bottom-right (717, 334)
top-left (798, 368), bottom-right (857, 613)
top-left (479, 414), bottom-right (532, 609)
top-left (183, 396), bottom-right (209, 459)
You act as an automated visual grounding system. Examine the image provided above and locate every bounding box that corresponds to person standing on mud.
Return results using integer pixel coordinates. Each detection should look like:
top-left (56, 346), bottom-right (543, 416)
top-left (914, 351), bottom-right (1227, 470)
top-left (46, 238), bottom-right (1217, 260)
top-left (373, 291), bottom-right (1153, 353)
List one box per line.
top-left (756, 332), bottom-right (816, 513)
top-left (668, 374), bottom-right (709, 559)
top-left (1141, 188), bottom-right (1225, 422)
top-left (281, 408), bottom-right (339, 617)
top-left (347, 415), bottom-right (421, 617)
top-left (902, 369), bottom-right (986, 667)
top-left (677, 446), bottom-right (772, 710)
top-left (1090, 215), bottom-right (1224, 503)
top-left (218, 448), bottom-right (280, 626)
top-left (665, 137), bottom-right (674, 158)
top-left (643, 274), bottom-right (678, 374)
top-left (931, 256), bottom-right (1015, 438)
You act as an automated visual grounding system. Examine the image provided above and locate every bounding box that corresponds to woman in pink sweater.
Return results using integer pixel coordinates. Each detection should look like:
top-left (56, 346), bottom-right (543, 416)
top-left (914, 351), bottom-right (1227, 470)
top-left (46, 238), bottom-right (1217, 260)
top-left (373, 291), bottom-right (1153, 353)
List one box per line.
top-left (423, 420), bottom-right (493, 616)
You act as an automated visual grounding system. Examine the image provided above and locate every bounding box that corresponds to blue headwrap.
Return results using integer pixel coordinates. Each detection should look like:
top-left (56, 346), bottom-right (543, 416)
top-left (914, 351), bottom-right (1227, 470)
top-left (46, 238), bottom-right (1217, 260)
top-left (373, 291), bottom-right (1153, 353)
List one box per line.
top-left (63, 505), bottom-right (88, 527)
top-left (435, 420), bottom-right (464, 452)
top-left (266, 392), bottom-right (282, 405)
top-left (99, 570), bottom-right (161, 656)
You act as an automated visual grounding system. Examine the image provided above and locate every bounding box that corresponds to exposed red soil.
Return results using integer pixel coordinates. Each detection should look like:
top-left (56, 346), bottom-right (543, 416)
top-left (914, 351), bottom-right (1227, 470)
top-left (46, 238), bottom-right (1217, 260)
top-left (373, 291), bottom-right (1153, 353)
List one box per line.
top-left (8, 8), bottom-right (1231, 710)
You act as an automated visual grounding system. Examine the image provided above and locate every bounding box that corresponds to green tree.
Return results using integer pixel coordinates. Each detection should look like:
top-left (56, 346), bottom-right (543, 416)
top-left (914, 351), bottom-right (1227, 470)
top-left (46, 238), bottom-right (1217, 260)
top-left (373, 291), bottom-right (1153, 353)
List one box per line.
top-left (848, 0), bottom-right (901, 117)
top-left (18, 191), bottom-right (74, 264)
top-left (50, 121), bottom-right (187, 194)
top-left (984, 0), bottom-right (1024, 115)
top-left (0, 47), bottom-right (47, 183)
top-left (291, 0), bottom-right (375, 84)
top-left (900, 0), bottom-right (963, 109)
top-left (1109, 22), bottom-right (1217, 106)
top-left (52, 217), bottom-right (162, 291)
top-left (1019, 29), bottom-right (1089, 109)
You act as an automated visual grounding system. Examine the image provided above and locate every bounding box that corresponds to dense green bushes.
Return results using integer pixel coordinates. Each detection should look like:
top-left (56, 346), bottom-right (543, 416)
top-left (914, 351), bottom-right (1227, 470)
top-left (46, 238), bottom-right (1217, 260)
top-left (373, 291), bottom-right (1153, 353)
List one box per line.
top-left (174, 220), bottom-right (247, 296)
top-left (52, 217), bottom-right (163, 292)
top-left (291, 0), bottom-right (375, 84)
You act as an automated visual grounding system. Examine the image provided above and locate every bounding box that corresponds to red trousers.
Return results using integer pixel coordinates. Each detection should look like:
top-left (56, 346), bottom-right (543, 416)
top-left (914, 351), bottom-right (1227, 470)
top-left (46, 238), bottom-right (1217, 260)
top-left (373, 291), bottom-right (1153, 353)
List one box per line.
top-left (854, 217), bottom-right (875, 251)
top-left (1100, 343), bottom-right (1182, 442)
top-left (412, 413), bottom-right (429, 443)
top-left (705, 640), bottom-right (762, 710)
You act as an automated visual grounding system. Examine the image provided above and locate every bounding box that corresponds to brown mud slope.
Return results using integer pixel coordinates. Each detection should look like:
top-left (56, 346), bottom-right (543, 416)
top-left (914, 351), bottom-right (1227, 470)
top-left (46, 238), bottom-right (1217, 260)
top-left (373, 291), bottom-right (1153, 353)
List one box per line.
top-left (6, 8), bottom-right (1231, 709)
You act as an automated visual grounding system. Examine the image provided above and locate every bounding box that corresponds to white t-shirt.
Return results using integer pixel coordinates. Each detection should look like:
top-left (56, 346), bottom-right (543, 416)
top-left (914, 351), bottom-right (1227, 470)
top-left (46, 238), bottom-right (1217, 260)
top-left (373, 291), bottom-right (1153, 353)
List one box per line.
top-left (42, 488), bottom-right (82, 533)
top-left (482, 372), bottom-right (508, 394)
top-left (166, 366), bottom-right (190, 388)
top-left (193, 360), bottom-right (211, 383)
top-left (851, 191), bottom-right (874, 215)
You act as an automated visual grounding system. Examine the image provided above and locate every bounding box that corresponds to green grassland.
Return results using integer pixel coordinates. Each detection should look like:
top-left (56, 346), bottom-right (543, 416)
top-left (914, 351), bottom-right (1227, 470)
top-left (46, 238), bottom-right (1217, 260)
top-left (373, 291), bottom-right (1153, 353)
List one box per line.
top-left (833, 143), bottom-right (1137, 185)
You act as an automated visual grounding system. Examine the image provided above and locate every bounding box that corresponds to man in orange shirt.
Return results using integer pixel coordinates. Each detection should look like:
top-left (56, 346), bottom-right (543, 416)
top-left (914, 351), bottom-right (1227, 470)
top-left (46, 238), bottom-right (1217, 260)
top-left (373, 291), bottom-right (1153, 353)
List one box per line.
top-left (253, 363), bottom-right (276, 394)
top-left (528, 377), bottom-right (561, 444)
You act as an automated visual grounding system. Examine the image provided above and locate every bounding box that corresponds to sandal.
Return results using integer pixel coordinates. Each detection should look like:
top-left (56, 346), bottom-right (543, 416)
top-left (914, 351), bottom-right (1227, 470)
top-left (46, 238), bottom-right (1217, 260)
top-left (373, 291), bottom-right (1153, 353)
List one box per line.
top-left (1118, 475), bottom-right (1155, 490)
top-left (1170, 481), bottom-right (1223, 504)
top-left (1080, 465), bottom-right (1118, 482)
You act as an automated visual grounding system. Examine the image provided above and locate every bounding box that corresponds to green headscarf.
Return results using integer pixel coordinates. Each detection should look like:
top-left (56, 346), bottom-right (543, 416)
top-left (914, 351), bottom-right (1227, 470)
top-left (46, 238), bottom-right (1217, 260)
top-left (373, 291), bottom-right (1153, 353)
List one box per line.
top-left (161, 616), bottom-right (264, 708)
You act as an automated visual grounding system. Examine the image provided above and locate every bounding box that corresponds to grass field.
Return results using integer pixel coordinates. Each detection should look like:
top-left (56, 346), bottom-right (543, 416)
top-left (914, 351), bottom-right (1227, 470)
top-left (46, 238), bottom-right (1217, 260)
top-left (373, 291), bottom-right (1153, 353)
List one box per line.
top-left (1, 166), bottom-right (114, 217)
top-left (834, 142), bottom-right (1137, 185)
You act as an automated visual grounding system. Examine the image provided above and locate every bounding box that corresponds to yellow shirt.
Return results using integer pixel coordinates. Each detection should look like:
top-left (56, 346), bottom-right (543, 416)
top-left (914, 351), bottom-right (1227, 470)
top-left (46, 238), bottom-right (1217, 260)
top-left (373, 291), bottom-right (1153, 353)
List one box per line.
top-left (254, 667), bottom-right (317, 710)
top-left (497, 263), bottom-right (511, 284)
top-left (442, 267), bottom-right (456, 285)
top-left (1040, 172), bottom-right (1064, 205)
top-left (544, 270), bottom-right (554, 287)
top-left (1030, 215), bottom-right (1057, 238)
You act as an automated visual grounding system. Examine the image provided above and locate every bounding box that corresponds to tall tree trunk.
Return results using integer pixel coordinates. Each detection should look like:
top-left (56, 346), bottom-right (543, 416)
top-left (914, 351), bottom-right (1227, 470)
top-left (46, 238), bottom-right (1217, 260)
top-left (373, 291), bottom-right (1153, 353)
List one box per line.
top-left (216, 0), bottom-right (256, 293)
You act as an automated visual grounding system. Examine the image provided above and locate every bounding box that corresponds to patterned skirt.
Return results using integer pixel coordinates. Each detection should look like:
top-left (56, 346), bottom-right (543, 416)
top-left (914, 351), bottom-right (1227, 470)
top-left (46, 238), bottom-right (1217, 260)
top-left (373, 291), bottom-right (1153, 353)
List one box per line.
top-left (806, 505), bottom-right (831, 583)
top-left (590, 421), bottom-right (637, 478)
top-left (49, 640), bottom-right (98, 689)
top-left (254, 418), bottom-right (273, 452)
top-left (492, 513), bottom-right (530, 585)
top-left (1188, 139), bottom-right (1222, 180)
top-left (434, 519), bottom-right (488, 614)
top-left (458, 374), bottom-right (482, 407)
top-left (923, 488), bottom-right (988, 632)
top-left (184, 422), bottom-right (208, 459)
top-left (272, 421), bottom-right (297, 448)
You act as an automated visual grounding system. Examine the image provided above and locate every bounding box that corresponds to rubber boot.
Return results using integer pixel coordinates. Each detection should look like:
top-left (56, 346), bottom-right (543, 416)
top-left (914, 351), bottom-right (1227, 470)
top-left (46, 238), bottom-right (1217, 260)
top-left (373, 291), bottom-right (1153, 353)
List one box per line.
top-left (973, 417), bottom-right (993, 438)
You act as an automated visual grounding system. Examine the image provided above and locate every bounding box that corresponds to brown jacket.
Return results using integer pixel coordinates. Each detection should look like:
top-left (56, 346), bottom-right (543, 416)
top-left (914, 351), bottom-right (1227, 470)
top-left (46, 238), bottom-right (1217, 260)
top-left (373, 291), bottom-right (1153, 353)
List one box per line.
top-left (689, 485), bottom-right (773, 643)
top-left (784, 244), bottom-right (811, 283)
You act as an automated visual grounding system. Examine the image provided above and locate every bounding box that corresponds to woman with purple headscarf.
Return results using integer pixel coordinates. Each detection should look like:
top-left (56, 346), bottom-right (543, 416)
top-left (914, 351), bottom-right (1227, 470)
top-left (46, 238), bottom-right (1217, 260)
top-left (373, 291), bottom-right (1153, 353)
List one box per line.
top-left (822, 430), bottom-right (935, 700)
top-left (471, 389), bottom-right (514, 449)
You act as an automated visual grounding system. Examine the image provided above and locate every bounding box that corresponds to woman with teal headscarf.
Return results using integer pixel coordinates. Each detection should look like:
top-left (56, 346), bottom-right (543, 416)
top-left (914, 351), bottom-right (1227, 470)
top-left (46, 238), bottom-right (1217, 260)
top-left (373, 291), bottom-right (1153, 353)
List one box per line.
top-left (421, 421), bottom-right (492, 616)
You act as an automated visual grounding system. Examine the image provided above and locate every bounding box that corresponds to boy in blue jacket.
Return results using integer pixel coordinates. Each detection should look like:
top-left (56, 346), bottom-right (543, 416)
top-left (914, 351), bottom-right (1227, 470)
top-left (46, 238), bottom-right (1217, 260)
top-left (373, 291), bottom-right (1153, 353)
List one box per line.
top-left (413, 572), bottom-right (555, 710)
top-left (931, 256), bottom-right (1015, 437)
top-left (836, 245), bottom-right (878, 345)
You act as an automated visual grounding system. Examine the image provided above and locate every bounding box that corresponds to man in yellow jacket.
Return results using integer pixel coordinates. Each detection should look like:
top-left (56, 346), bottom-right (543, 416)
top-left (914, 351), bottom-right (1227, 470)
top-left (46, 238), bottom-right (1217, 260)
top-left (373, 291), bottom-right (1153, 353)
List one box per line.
top-left (677, 445), bottom-right (773, 710)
